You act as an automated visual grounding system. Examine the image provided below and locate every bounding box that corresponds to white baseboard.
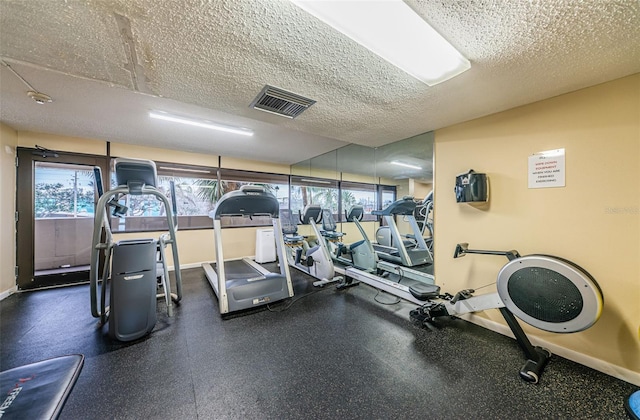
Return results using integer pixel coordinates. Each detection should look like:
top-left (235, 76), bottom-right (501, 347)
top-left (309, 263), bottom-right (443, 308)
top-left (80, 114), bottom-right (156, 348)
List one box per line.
top-left (0, 286), bottom-right (17, 301)
top-left (164, 262), bottom-right (212, 271)
top-left (170, 262), bottom-right (208, 270)
top-left (460, 313), bottom-right (640, 387)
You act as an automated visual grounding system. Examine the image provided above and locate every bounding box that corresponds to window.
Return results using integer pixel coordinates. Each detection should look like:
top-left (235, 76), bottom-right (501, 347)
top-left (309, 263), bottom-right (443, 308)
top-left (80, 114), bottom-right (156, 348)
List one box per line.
top-left (103, 157), bottom-right (393, 232)
top-left (340, 181), bottom-right (377, 221)
top-left (290, 176), bottom-right (339, 218)
top-left (34, 162), bottom-right (96, 219)
top-left (108, 160), bottom-right (217, 232)
top-left (33, 162), bottom-right (96, 275)
top-left (379, 185), bottom-right (397, 212)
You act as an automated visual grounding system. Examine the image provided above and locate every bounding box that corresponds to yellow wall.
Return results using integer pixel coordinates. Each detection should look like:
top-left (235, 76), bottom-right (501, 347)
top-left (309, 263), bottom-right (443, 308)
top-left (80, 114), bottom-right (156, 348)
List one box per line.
top-left (291, 166), bottom-right (339, 180)
top-left (18, 131), bottom-right (106, 155)
top-left (338, 221), bottom-right (378, 243)
top-left (434, 74), bottom-right (640, 383)
top-left (409, 179), bottom-right (432, 200)
top-left (341, 172), bottom-right (376, 184)
top-left (110, 143), bottom-right (218, 167)
top-left (221, 156), bottom-right (290, 174)
top-left (0, 123), bottom-right (18, 295)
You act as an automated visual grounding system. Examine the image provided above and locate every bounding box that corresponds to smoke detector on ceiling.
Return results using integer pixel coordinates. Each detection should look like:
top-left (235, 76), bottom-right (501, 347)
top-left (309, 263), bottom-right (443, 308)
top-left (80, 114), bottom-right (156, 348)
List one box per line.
top-left (27, 91), bottom-right (53, 104)
top-left (249, 85), bottom-right (315, 119)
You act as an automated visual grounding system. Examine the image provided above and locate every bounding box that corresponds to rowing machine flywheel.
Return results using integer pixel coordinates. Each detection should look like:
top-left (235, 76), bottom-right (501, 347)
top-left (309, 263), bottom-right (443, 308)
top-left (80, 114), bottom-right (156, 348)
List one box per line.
top-left (496, 255), bottom-right (603, 333)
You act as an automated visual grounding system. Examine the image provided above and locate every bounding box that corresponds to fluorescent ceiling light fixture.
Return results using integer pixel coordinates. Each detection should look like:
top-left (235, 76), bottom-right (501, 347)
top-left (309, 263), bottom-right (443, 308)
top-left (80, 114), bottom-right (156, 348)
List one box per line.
top-left (149, 111), bottom-right (254, 136)
top-left (158, 166), bottom-right (212, 174)
top-left (301, 178), bottom-right (332, 184)
top-left (290, 0), bottom-right (470, 86)
top-left (391, 161), bottom-right (422, 170)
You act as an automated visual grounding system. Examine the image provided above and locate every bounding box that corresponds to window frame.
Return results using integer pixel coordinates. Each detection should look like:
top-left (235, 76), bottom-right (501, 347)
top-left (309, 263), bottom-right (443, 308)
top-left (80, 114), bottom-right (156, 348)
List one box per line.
top-left (108, 159), bottom-right (218, 233)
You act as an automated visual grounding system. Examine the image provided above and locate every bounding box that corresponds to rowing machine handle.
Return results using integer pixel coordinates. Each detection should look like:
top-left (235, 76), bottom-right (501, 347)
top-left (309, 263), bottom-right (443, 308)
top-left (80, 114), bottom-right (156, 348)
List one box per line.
top-left (454, 242), bottom-right (521, 261)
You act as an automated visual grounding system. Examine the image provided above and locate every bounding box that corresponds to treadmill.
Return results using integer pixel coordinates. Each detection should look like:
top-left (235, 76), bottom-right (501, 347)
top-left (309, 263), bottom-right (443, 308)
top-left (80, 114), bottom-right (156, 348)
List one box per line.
top-left (372, 196), bottom-right (433, 267)
top-left (202, 185), bottom-right (293, 315)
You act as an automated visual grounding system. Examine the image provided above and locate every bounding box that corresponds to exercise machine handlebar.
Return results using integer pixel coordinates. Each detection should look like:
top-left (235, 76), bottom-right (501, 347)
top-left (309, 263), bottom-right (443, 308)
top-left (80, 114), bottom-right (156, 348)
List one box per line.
top-left (454, 242), bottom-right (521, 261)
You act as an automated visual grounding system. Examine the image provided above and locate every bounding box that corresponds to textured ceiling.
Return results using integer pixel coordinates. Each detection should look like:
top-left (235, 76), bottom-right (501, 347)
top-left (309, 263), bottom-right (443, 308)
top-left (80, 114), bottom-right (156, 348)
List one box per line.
top-left (1, 0), bottom-right (639, 167)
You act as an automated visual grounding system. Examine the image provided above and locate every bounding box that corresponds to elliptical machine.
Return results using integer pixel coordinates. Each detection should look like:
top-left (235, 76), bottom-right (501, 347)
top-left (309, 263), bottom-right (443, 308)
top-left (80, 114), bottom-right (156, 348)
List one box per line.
top-left (280, 205), bottom-right (342, 287)
top-left (90, 158), bottom-right (183, 341)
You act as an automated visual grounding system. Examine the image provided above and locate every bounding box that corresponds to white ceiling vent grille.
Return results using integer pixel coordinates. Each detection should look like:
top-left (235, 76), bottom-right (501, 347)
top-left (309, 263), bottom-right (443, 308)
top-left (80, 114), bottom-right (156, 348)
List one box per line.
top-left (249, 85), bottom-right (316, 119)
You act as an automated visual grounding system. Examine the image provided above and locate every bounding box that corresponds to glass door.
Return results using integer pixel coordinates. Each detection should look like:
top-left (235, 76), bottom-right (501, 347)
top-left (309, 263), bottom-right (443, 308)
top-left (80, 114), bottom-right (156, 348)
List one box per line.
top-left (16, 148), bottom-right (108, 290)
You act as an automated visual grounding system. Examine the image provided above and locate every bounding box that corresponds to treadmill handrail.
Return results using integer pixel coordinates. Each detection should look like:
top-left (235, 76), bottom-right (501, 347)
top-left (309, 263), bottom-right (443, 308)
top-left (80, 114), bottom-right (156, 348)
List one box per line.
top-left (372, 196), bottom-right (416, 216)
top-left (211, 185), bottom-right (280, 219)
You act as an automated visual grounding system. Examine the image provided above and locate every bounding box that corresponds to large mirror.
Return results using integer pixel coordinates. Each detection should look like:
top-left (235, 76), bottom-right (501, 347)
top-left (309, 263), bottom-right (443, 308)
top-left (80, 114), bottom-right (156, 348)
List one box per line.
top-left (334, 143), bottom-right (378, 238)
top-left (372, 131), bottom-right (434, 243)
top-left (335, 143), bottom-right (377, 183)
top-left (374, 131), bottom-right (433, 201)
top-left (291, 131), bottom-right (434, 242)
top-left (290, 149), bottom-right (338, 179)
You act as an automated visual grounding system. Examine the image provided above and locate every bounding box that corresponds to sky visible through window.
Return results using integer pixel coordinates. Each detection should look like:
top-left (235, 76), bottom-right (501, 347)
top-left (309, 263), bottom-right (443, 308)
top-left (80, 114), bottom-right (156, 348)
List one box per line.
top-left (34, 165), bottom-right (96, 217)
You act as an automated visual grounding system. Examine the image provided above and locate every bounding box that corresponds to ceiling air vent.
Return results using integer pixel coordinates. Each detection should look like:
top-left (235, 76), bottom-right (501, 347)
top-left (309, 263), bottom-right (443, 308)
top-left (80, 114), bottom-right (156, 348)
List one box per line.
top-left (249, 85), bottom-right (316, 119)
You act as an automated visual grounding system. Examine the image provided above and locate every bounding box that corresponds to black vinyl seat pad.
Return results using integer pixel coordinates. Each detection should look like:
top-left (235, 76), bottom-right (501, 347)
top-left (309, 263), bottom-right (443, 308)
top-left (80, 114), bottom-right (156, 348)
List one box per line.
top-left (0, 354), bottom-right (84, 420)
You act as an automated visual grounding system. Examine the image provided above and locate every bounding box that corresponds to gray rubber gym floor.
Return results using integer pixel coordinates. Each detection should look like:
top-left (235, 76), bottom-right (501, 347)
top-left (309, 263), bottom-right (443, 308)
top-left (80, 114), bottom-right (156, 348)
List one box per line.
top-left (1, 267), bottom-right (637, 419)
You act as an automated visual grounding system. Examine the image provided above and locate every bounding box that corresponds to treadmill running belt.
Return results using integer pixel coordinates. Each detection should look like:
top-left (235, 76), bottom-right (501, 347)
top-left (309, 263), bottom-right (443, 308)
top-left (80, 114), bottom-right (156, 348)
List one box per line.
top-left (215, 259), bottom-right (265, 281)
